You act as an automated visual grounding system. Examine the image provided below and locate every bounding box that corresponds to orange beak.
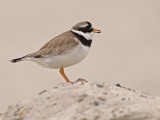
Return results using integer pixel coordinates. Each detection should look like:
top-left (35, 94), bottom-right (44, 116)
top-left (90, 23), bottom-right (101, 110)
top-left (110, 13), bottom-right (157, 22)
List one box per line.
top-left (93, 28), bottom-right (101, 33)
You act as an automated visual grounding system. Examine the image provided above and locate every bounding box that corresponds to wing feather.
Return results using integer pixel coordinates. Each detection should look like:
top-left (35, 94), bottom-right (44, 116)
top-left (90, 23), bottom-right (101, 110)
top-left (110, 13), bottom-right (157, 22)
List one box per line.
top-left (25, 31), bottom-right (79, 58)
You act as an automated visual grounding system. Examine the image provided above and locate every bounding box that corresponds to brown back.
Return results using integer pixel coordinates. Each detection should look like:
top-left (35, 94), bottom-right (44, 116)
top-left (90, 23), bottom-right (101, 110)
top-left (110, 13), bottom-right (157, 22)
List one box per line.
top-left (25, 31), bottom-right (79, 57)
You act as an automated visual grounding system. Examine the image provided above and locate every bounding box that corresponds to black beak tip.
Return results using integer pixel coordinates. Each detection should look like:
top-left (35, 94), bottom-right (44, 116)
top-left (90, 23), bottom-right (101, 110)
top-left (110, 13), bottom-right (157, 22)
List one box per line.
top-left (98, 30), bottom-right (101, 33)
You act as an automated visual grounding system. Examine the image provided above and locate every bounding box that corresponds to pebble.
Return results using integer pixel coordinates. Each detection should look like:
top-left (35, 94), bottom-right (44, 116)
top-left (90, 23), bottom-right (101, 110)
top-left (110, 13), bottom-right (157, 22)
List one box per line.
top-left (93, 101), bottom-right (100, 106)
top-left (77, 94), bottom-right (87, 102)
top-left (98, 97), bottom-right (106, 101)
top-left (39, 90), bottom-right (47, 95)
top-left (96, 84), bottom-right (104, 88)
top-left (121, 98), bottom-right (126, 101)
top-left (115, 83), bottom-right (122, 88)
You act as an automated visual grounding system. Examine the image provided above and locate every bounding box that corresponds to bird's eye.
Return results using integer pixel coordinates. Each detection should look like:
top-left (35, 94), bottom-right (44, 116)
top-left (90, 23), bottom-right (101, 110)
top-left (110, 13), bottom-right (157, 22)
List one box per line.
top-left (85, 25), bottom-right (91, 30)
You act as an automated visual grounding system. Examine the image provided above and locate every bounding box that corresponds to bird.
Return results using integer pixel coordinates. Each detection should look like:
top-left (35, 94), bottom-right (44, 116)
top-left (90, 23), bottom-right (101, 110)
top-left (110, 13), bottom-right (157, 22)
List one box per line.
top-left (10, 21), bottom-right (101, 83)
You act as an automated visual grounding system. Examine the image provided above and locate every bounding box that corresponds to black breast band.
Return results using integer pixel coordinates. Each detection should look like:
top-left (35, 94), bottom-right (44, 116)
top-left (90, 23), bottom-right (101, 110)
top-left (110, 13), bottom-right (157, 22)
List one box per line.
top-left (71, 31), bottom-right (92, 47)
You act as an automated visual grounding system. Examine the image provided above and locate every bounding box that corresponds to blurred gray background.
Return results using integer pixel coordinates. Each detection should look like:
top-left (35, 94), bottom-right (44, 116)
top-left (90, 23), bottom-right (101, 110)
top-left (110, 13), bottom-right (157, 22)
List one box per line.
top-left (0, 0), bottom-right (160, 113)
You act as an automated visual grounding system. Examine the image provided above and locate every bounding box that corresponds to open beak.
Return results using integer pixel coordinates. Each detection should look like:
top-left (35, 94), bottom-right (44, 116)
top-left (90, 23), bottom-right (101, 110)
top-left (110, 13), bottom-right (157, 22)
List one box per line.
top-left (93, 28), bottom-right (101, 33)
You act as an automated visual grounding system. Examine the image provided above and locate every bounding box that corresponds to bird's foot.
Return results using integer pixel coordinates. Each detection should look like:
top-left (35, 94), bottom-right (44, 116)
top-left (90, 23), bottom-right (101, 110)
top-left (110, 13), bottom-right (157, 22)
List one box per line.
top-left (76, 78), bottom-right (88, 82)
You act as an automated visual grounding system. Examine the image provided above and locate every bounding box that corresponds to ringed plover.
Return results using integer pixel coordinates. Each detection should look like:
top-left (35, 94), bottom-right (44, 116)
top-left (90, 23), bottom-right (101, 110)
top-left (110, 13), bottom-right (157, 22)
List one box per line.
top-left (10, 21), bottom-right (101, 83)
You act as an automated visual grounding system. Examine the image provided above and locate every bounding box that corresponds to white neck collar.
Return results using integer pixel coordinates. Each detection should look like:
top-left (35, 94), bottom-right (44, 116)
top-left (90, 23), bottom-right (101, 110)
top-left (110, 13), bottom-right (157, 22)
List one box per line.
top-left (71, 29), bottom-right (93, 40)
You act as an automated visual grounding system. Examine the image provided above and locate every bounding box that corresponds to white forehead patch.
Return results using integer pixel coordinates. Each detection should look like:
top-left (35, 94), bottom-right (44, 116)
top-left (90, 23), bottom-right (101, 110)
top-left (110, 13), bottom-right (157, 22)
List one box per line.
top-left (71, 29), bottom-right (93, 40)
top-left (79, 24), bottom-right (88, 28)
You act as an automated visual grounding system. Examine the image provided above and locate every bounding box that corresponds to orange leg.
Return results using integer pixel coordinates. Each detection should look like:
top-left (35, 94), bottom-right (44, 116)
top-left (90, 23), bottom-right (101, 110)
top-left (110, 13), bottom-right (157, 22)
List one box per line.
top-left (59, 67), bottom-right (71, 83)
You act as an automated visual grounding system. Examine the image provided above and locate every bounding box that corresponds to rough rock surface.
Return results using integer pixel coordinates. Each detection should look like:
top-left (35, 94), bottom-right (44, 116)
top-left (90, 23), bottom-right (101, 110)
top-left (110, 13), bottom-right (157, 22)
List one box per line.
top-left (1, 81), bottom-right (160, 120)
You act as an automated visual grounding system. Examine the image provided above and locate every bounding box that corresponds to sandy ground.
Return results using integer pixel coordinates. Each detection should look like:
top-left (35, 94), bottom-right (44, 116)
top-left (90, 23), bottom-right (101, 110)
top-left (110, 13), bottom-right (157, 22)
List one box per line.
top-left (1, 81), bottom-right (160, 120)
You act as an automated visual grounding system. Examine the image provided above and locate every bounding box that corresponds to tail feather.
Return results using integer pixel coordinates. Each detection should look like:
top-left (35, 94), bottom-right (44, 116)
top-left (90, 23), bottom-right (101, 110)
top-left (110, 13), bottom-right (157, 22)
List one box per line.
top-left (10, 57), bottom-right (24, 63)
top-left (10, 55), bottom-right (36, 63)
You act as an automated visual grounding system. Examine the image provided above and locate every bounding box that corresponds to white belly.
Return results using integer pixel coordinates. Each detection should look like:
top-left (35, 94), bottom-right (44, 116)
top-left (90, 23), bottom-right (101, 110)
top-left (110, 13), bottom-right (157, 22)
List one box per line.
top-left (32, 44), bottom-right (90, 69)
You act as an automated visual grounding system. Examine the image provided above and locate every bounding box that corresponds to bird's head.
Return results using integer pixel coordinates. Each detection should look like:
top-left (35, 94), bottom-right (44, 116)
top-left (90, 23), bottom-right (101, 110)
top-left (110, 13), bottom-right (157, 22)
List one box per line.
top-left (71, 21), bottom-right (101, 40)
